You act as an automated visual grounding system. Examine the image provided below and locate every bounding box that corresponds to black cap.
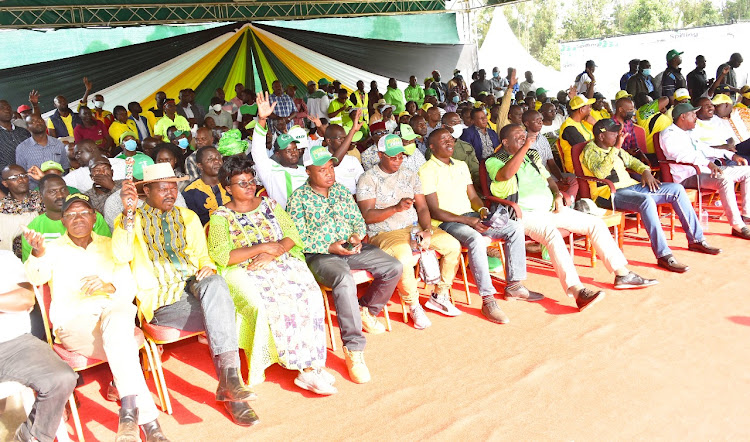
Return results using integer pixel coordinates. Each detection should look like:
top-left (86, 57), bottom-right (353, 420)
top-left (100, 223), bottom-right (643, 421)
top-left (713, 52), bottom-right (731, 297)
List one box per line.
top-left (61, 193), bottom-right (94, 214)
top-left (592, 118), bottom-right (622, 134)
top-left (593, 92), bottom-right (606, 100)
top-left (586, 60), bottom-right (597, 68)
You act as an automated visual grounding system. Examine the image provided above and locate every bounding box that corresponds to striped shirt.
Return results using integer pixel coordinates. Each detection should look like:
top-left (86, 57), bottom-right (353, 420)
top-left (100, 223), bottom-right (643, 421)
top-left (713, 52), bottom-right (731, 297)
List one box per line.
top-left (15, 135), bottom-right (69, 188)
top-left (0, 124), bottom-right (30, 172)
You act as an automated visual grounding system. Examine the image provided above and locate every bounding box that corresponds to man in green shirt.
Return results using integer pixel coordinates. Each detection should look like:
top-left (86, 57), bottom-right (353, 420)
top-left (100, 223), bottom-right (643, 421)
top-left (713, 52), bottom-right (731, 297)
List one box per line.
top-left (384, 78), bottom-right (406, 114)
top-left (22, 175), bottom-right (110, 261)
top-left (327, 88), bottom-right (353, 126)
top-left (487, 124), bottom-right (656, 310)
top-left (404, 76), bottom-right (425, 108)
top-left (286, 144), bottom-right (402, 385)
top-left (153, 100), bottom-right (190, 143)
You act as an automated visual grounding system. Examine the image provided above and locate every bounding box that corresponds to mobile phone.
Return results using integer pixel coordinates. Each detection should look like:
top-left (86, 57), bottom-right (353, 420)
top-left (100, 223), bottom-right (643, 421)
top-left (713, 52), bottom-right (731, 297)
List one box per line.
top-left (342, 242), bottom-right (355, 251)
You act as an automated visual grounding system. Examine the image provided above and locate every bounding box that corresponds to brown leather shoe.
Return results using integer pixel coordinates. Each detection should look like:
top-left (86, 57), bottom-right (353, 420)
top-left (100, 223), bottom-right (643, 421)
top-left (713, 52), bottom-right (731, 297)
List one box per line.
top-left (224, 401), bottom-right (260, 427)
top-left (657, 255), bottom-right (689, 273)
top-left (216, 368), bottom-right (257, 402)
top-left (687, 240), bottom-right (722, 255)
top-left (504, 285), bottom-right (544, 302)
top-left (114, 407), bottom-right (139, 442)
top-left (575, 288), bottom-right (605, 311)
top-left (731, 226), bottom-right (750, 240)
top-left (481, 299), bottom-right (510, 324)
top-left (141, 419), bottom-right (170, 442)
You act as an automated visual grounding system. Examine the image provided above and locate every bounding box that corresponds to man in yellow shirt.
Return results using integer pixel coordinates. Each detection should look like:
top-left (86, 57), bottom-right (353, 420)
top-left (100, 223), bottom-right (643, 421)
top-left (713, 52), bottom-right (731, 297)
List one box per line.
top-left (112, 164), bottom-right (258, 426)
top-left (46, 95), bottom-right (82, 139)
top-left (24, 193), bottom-right (169, 441)
top-left (109, 105), bottom-right (139, 145)
top-left (153, 100), bottom-right (190, 142)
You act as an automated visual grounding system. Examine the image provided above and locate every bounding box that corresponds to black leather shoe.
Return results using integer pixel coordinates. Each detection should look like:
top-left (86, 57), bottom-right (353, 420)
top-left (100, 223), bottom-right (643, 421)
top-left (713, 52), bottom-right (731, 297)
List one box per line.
top-left (115, 407), bottom-right (139, 442)
top-left (657, 255), bottom-right (689, 273)
top-left (216, 367), bottom-right (257, 402)
top-left (224, 401), bottom-right (260, 427)
top-left (141, 419), bottom-right (170, 442)
top-left (732, 226), bottom-right (750, 240)
top-left (575, 288), bottom-right (605, 311)
top-left (687, 240), bottom-right (722, 255)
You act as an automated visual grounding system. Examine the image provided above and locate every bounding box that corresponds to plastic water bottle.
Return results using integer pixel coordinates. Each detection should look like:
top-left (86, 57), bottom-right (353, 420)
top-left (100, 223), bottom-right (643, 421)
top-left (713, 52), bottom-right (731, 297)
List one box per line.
top-left (700, 210), bottom-right (710, 231)
top-left (410, 222), bottom-right (420, 251)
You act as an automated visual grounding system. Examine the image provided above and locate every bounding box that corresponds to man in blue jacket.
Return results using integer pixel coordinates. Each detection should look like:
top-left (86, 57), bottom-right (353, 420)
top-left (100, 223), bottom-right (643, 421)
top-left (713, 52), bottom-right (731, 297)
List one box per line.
top-left (460, 107), bottom-right (499, 161)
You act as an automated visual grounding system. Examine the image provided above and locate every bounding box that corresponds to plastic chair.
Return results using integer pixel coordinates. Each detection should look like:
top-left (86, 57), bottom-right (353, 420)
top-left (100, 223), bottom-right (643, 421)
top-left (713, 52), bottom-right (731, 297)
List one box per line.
top-left (34, 285), bottom-right (161, 442)
top-left (320, 269), bottom-right (391, 352)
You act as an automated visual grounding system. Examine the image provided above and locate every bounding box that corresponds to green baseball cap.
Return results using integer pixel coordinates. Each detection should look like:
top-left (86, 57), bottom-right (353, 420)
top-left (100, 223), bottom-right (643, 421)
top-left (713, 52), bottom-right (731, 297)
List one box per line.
top-left (377, 134), bottom-right (406, 157)
top-left (535, 87), bottom-right (548, 95)
top-left (399, 123), bottom-right (420, 141)
top-left (303, 144), bottom-right (338, 167)
top-left (275, 133), bottom-right (296, 151)
top-left (119, 131), bottom-right (138, 144)
top-left (666, 49), bottom-right (683, 62)
top-left (318, 78), bottom-right (330, 86)
top-left (40, 161), bottom-right (64, 173)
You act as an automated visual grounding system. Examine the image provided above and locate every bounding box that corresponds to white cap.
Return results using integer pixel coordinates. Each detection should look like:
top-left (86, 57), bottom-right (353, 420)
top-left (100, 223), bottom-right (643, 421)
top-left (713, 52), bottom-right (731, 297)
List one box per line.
top-left (287, 125), bottom-right (309, 148)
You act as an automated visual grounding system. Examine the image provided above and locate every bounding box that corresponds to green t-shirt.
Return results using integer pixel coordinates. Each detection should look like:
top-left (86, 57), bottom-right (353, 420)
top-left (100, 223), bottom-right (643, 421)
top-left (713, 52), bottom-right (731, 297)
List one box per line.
top-left (328, 99), bottom-right (353, 126)
top-left (485, 149), bottom-right (553, 213)
top-left (21, 212), bottom-right (112, 261)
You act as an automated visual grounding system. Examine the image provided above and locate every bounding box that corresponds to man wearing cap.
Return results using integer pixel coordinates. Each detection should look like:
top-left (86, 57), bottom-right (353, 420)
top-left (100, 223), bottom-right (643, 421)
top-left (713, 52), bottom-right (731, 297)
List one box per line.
top-left (22, 174), bottom-right (110, 261)
top-left (287, 139), bottom-right (401, 383)
top-left (717, 53), bottom-right (743, 89)
top-left (404, 76), bottom-right (425, 108)
top-left (590, 92), bottom-right (612, 121)
top-left (113, 163), bottom-right (259, 426)
top-left (627, 60), bottom-right (656, 98)
top-left (421, 128), bottom-right (538, 324)
top-left (83, 155), bottom-right (122, 213)
top-left (460, 107), bottom-right (499, 161)
top-left (357, 134), bottom-right (462, 329)
top-left (360, 121), bottom-right (390, 171)
top-left (24, 192), bottom-right (171, 441)
top-left (182, 146), bottom-right (231, 225)
top-left (14, 103), bottom-right (33, 129)
top-left (0, 100), bottom-right (30, 175)
top-left (16, 114), bottom-right (69, 188)
top-left (620, 59), bottom-right (641, 91)
top-left (575, 61), bottom-right (597, 98)
top-left (109, 105), bottom-right (139, 149)
top-left (661, 102), bottom-right (750, 238)
top-left (662, 50), bottom-right (687, 105)
top-left (582, 118), bottom-right (721, 272)
top-left (558, 95), bottom-right (596, 173)
top-left (489, 123), bottom-right (656, 308)
top-left (383, 78), bottom-right (406, 115)
top-left (153, 100), bottom-right (190, 143)
top-left (250, 92), bottom-right (309, 208)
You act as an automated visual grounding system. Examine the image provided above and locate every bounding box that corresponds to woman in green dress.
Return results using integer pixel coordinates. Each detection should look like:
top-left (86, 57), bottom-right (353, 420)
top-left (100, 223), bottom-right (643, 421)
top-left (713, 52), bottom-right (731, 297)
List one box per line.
top-left (207, 155), bottom-right (336, 395)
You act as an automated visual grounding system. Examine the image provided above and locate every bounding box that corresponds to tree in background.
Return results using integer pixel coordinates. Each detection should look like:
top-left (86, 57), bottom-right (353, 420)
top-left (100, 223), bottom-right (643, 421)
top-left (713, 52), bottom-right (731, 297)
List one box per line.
top-left (503, 0), bottom-right (562, 69)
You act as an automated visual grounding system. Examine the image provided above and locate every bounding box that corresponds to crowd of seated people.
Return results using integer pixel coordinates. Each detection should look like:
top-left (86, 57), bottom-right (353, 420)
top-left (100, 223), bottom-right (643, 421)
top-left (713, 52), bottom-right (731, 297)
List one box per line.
top-left (2, 49), bottom-right (750, 440)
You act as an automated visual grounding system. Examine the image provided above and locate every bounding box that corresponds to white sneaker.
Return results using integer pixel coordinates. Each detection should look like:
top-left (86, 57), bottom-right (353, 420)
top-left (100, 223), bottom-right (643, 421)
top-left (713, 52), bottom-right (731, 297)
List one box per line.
top-left (318, 368), bottom-right (336, 385)
top-left (424, 293), bottom-right (462, 317)
top-left (408, 304), bottom-right (432, 330)
top-left (294, 369), bottom-right (337, 396)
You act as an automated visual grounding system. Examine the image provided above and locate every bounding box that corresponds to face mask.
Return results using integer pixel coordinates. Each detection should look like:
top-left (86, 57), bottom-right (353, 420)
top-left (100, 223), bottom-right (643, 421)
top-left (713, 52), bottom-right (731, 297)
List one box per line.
top-left (327, 93), bottom-right (334, 99)
top-left (493, 72), bottom-right (500, 78)
top-left (452, 95), bottom-right (460, 103)
top-left (642, 69), bottom-right (651, 77)
top-left (624, 111), bottom-right (635, 120)
top-left (123, 139), bottom-right (137, 152)
top-left (212, 104), bottom-right (222, 112)
top-left (450, 124), bottom-right (465, 139)
top-left (93, 101), bottom-right (104, 109)
top-left (178, 138), bottom-right (189, 149)
top-left (403, 142), bottom-right (417, 156)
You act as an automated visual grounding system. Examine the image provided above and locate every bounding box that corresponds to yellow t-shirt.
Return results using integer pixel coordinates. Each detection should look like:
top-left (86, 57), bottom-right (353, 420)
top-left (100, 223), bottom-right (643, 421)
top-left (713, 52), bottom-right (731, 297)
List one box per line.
top-left (109, 119), bottom-right (139, 144)
top-left (46, 113), bottom-right (73, 137)
top-left (418, 156), bottom-right (474, 227)
top-left (328, 99), bottom-right (353, 126)
top-left (590, 108), bottom-right (611, 121)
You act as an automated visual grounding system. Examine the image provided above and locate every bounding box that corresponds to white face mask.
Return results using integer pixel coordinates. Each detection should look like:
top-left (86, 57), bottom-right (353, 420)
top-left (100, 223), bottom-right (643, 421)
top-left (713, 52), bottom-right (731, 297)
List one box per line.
top-left (450, 124), bottom-right (466, 139)
top-left (212, 104), bottom-right (222, 112)
top-left (93, 100), bottom-right (104, 109)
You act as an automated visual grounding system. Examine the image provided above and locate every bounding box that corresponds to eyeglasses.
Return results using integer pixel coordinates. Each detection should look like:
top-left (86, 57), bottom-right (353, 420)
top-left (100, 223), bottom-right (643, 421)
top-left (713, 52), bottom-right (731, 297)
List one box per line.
top-left (372, 131), bottom-right (388, 136)
top-left (4, 173), bottom-right (28, 181)
top-left (230, 180), bottom-right (258, 188)
top-left (62, 210), bottom-right (93, 220)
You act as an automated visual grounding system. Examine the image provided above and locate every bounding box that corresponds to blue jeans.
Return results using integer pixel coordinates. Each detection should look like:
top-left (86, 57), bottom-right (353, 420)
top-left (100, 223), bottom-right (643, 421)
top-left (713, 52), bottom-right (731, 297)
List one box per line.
top-left (607, 182), bottom-right (703, 259)
top-left (440, 212), bottom-right (526, 297)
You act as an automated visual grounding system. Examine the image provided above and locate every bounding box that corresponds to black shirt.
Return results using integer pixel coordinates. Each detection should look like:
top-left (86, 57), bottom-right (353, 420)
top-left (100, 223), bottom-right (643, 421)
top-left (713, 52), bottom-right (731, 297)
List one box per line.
top-left (0, 124), bottom-right (31, 172)
top-left (686, 68), bottom-right (708, 98)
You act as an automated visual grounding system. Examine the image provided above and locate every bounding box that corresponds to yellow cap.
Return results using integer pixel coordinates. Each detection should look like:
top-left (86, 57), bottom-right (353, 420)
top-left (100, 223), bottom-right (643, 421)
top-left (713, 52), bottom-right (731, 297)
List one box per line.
top-left (615, 90), bottom-right (632, 100)
top-left (711, 94), bottom-right (733, 106)
top-left (740, 85), bottom-right (750, 100)
top-left (569, 95), bottom-right (595, 110)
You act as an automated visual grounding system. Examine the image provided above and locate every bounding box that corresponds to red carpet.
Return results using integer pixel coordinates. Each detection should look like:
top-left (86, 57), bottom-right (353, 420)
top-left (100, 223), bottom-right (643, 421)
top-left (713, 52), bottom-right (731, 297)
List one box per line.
top-left (20, 206), bottom-right (750, 440)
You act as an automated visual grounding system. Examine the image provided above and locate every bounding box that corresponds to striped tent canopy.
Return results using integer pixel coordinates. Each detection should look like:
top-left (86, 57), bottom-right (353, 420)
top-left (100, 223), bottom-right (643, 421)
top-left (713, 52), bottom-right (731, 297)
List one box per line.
top-left (0, 21), bottom-right (464, 115)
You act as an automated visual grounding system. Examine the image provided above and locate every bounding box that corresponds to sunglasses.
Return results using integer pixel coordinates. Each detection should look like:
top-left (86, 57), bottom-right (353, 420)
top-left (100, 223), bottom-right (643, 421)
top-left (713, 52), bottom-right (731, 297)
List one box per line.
top-left (4, 173), bottom-right (28, 181)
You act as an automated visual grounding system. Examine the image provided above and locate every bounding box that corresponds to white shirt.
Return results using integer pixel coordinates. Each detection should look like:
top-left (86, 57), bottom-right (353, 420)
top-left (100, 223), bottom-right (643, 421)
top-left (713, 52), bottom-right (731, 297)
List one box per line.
top-left (64, 157), bottom-right (127, 192)
top-left (335, 155), bottom-right (364, 194)
top-left (540, 114), bottom-right (565, 136)
top-left (250, 124), bottom-right (308, 209)
top-left (693, 115), bottom-right (738, 145)
top-left (659, 123), bottom-right (734, 183)
top-left (0, 250), bottom-right (31, 343)
top-left (575, 73), bottom-right (594, 96)
top-left (307, 91), bottom-right (331, 120)
top-left (519, 81), bottom-right (535, 95)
